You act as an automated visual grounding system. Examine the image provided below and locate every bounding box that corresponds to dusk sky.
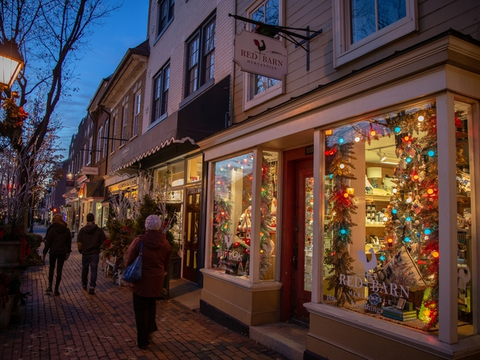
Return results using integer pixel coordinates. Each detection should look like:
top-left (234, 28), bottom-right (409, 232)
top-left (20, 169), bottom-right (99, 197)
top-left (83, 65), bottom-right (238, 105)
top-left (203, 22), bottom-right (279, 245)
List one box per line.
top-left (55, 1), bottom-right (149, 159)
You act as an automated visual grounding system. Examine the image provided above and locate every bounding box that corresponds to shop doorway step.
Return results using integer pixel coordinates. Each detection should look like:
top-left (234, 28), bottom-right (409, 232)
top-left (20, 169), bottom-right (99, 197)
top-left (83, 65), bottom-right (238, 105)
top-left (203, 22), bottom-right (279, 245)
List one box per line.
top-left (250, 322), bottom-right (307, 360)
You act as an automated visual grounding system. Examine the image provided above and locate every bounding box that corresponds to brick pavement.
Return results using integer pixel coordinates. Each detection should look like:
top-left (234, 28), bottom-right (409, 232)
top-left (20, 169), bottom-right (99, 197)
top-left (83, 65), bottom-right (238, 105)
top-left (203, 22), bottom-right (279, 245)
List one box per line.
top-left (0, 231), bottom-right (286, 360)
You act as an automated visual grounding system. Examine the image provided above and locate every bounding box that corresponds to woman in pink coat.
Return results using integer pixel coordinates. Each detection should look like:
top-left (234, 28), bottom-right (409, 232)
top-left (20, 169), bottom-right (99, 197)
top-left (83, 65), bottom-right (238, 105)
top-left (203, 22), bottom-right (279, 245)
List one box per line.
top-left (124, 215), bottom-right (171, 349)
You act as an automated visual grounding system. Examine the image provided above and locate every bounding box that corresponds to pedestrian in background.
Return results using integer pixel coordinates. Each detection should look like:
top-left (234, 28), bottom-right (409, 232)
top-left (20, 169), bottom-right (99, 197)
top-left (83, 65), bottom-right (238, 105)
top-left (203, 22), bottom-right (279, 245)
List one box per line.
top-left (124, 215), bottom-right (171, 350)
top-left (42, 214), bottom-right (72, 296)
top-left (77, 213), bottom-right (106, 295)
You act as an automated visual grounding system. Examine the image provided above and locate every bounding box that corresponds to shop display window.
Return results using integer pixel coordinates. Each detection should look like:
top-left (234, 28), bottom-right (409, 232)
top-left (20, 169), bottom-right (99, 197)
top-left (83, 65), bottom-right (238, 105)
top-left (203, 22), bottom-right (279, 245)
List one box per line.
top-left (455, 100), bottom-right (474, 337)
top-left (187, 155), bottom-right (203, 183)
top-left (156, 161), bottom-right (185, 187)
top-left (322, 102), bottom-right (459, 332)
top-left (211, 151), bottom-right (278, 279)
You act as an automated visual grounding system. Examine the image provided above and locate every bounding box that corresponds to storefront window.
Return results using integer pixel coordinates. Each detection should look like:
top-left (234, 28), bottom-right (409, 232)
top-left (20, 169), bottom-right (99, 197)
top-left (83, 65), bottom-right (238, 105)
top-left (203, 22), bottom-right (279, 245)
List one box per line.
top-left (323, 102), bottom-right (446, 332)
top-left (212, 151), bottom-right (278, 279)
top-left (187, 155), bottom-right (203, 183)
top-left (156, 160), bottom-right (185, 187)
top-left (455, 100), bottom-right (473, 336)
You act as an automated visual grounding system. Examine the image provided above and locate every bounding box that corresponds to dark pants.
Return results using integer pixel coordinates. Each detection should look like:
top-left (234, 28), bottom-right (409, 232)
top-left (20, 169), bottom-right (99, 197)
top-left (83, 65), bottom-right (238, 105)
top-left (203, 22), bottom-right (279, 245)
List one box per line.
top-left (48, 253), bottom-right (66, 289)
top-left (82, 253), bottom-right (99, 288)
top-left (133, 293), bottom-right (158, 347)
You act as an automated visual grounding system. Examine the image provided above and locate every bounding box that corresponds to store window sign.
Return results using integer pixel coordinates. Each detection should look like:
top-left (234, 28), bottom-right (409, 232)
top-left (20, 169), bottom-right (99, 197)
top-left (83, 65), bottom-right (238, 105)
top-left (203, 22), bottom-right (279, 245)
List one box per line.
top-left (233, 30), bottom-right (288, 79)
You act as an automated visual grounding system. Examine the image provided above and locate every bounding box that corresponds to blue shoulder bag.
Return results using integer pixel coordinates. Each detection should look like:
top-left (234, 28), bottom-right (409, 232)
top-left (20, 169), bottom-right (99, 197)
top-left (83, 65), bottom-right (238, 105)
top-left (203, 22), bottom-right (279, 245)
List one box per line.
top-left (123, 241), bottom-right (143, 283)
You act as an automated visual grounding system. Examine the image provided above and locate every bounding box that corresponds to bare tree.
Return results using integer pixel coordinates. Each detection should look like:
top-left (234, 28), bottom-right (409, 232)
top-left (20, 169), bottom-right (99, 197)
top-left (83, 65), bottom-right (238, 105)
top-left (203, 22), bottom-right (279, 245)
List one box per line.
top-left (0, 0), bottom-right (121, 230)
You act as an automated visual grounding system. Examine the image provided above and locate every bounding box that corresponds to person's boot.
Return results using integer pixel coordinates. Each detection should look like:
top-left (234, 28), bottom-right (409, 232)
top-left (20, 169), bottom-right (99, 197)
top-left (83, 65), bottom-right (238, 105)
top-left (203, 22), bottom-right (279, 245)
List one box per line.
top-left (89, 287), bottom-right (95, 295)
top-left (45, 285), bottom-right (52, 293)
top-left (54, 286), bottom-right (60, 296)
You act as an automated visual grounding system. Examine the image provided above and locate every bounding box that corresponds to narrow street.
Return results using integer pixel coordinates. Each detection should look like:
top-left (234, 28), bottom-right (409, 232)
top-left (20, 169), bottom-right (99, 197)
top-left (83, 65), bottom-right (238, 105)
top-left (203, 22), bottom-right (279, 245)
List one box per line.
top-left (0, 226), bottom-right (286, 360)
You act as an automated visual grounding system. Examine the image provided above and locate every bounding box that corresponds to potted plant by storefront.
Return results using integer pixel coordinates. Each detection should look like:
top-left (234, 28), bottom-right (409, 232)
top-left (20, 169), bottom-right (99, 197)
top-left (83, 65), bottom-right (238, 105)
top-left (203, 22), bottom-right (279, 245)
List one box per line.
top-left (0, 226), bottom-right (23, 268)
top-left (0, 270), bottom-right (16, 328)
top-left (7, 270), bottom-right (25, 323)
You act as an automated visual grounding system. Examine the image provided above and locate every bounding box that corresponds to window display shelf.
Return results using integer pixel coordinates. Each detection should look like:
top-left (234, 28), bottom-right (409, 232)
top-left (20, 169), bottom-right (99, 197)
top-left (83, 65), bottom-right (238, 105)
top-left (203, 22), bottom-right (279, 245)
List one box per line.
top-left (365, 194), bottom-right (390, 202)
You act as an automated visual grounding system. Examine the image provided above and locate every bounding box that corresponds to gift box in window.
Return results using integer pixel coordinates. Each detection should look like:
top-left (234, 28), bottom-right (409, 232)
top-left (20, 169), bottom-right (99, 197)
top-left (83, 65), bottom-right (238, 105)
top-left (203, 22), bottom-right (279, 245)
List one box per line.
top-left (224, 238), bottom-right (250, 276)
top-left (369, 246), bottom-right (427, 309)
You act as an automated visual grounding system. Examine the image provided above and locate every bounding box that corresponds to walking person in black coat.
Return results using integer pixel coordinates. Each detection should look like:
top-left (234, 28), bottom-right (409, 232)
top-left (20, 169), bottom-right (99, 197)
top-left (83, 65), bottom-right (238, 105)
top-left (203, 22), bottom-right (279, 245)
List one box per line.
top-left (77, 213), bottom-right (106, 295)
top-left (42, 214), bottom-right (72, 296)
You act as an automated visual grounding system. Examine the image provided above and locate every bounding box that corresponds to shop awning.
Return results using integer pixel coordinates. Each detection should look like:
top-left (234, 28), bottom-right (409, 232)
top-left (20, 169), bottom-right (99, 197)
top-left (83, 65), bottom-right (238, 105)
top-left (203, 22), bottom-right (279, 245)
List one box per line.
top-left (85, 180), bottom-right (105, 199)
top-left (108, 75), bottom-right (230, 174)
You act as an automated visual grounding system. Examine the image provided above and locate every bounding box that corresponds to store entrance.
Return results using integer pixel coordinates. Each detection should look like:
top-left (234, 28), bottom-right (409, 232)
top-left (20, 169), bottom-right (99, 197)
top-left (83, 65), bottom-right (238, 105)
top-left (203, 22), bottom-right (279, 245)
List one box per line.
top-left (182, 187), bottom-right (201, 282)
top-left (292, 159), bottom-right (313, 323)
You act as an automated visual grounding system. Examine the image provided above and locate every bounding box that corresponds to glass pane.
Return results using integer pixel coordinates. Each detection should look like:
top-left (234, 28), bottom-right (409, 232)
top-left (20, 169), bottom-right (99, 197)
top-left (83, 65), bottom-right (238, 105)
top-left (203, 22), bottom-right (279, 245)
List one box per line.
top-left (211, 151), bottom-right (278, 280)
top-left (304, 177), bottom-right (314, 291)
top-left (351, 0), bottom-right (376, 43)
top-left (212, 152), bottom-right (254, 277)
top-left (455, 100), bottom-right (473, 337)
top-left (187, 155), bottom-right (202, 183)
top-left (323, 102), bottom-right (442, 333)
top-left (251, 0), bottom-right (280, 96)
top-left (378, 0), bottom-right (406, 30)
top-left (260, 151), bottom-right (278, 280)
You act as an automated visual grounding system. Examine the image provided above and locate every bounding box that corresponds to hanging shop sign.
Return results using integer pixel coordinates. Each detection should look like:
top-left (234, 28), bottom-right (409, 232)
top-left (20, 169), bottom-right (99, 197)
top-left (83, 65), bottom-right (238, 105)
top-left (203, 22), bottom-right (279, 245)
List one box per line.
top-left (81, 166), bottom-right (99, 175)
top-left (233, 30), bottom-right (288, 79)
top-left (76, 175), bottom-right (88, 187)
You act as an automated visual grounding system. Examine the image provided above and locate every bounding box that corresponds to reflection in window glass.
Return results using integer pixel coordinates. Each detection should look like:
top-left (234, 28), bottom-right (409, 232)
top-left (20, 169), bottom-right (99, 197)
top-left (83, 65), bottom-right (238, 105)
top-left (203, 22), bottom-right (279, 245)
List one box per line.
top-left (323, 102), bottom-right (445, 332)
top-left (351, 0), bottom-right (406, 44)
top-left (212, 151), bottom-right (278, 280)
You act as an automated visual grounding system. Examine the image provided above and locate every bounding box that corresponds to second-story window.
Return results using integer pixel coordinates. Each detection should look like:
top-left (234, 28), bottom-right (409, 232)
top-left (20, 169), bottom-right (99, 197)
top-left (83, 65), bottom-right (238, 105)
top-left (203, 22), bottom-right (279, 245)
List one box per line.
top-left (152, 63), bottom-right (170, 123)
top-left (103, 119), bottom-right (109, 158)
top-left (96, 126), bottom-right (103, 163)
top-left (250, 0), bottom-right (279, 98)
top-left (133, 92), bottom-right (141, 137)
top-left (87, 137), bottom-right (93, 165)
top-left (185, 15), bottom-right (216, 97)
top-left (158, 0), bottom-right (175, 36)
top-left (112, 116), bottom-right (117, 152)
top-left (333, 0), bottom-right (416, 67)
top-left (121, 104), bottom-right (128, 146)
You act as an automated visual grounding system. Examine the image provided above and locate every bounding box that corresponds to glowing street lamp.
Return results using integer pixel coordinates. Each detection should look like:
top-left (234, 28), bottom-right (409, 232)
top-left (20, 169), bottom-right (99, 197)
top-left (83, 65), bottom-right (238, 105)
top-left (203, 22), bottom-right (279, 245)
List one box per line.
top-left (0, 40), bottom-right (24, 89)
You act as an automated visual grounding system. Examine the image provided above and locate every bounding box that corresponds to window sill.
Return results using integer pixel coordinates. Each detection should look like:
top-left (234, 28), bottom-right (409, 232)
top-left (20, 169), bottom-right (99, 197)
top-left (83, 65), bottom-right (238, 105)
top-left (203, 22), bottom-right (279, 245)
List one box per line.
top-left (148, 113), bottom-right (168, 131)
top-left (243, 79), bottom-right (283, 111)
top-left (180, 78), bottom-right (215, 108)
top-left (201, 268), bottom-right (282, 291)
top-left (153, 18), bottom-right (174, 46)
top-left (305, 302), bottom-right (479, 355)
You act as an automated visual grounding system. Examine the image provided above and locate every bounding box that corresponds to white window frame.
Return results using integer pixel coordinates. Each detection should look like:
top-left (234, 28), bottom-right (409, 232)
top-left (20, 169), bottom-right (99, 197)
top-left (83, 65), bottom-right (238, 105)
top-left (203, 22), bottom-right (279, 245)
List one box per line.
top-left (87, 137), bottom-right (93, 166)
top-left (185, 15), bottom-right (216, 98)
top-left (152, 63), bottom-right (170, 125)
top-left (157, 0), bottom-right (175, 37)
top-left (243, 0), bottom-right (284, 111)
top-left (121, 104), bottom-right (128, 147)
top-left (133, 92), bottom-right (141, 138)
top-left (103, 120), bottom-right (109, 158)
top-left (111, 116), bottom-right (117, 153)
top-left (333, 0), bottom-right (418, 68)
top-left (96, 126), bottom-right (103, 163)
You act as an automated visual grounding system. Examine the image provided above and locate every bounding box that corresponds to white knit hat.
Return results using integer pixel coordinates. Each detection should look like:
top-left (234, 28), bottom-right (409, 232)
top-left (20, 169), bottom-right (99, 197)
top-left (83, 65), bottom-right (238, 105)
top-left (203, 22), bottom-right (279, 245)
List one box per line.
top-left (145, 215), bottom-right (161, 230)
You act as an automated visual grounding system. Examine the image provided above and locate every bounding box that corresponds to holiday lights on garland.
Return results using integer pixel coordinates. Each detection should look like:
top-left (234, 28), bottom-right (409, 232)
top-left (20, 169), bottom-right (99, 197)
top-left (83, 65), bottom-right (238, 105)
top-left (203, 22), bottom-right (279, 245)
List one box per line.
top-left (324, 140), bottom-right (358, 307)
top-left (324, 103), bottom-right (461, 330)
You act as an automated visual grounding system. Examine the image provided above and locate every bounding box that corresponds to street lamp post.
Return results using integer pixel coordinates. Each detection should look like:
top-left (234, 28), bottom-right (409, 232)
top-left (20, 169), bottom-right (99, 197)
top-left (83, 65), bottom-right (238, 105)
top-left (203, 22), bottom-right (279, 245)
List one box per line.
top-left (0, 39), bottom-right (24, 90)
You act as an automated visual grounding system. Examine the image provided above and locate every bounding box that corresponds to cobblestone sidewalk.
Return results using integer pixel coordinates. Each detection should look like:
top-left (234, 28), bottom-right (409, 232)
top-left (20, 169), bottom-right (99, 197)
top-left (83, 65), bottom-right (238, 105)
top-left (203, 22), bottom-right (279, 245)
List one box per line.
top-left (0, 236), bottom-right (286, 360)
